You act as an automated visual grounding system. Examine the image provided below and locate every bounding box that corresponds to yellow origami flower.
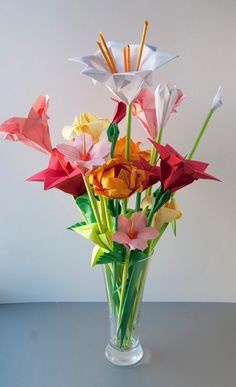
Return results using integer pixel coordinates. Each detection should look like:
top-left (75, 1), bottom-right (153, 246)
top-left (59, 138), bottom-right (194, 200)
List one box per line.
top-left (141, 196), bottom-right (182, 230)
top-left (62, 113), bottom-right (109, 143)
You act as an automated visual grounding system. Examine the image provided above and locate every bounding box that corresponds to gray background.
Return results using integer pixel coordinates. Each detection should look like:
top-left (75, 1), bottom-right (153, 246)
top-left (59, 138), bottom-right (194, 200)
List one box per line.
top-left (0, 0), bottom-right (235, 302)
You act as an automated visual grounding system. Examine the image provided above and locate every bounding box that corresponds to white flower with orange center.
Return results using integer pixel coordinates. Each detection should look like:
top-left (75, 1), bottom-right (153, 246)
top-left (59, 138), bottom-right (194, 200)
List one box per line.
top-left (70, 22), bottom-right (178, 104)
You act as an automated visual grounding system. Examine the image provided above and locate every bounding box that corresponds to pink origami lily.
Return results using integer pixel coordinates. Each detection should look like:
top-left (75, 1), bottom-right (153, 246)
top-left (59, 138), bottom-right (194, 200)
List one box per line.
top-left (57, 133), bottom-right (111, 173)
top-left (112, 211), bottom-right (158, 251)
top-left (132, 88), bottom-right (157, 138)
top-left (0, 95), bottom-right (52, 155)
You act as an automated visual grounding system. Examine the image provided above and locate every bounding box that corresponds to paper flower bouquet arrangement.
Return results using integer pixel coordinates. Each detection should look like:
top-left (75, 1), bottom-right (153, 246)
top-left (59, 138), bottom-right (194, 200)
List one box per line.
top-left (0, 22), bottom-right (222, 366)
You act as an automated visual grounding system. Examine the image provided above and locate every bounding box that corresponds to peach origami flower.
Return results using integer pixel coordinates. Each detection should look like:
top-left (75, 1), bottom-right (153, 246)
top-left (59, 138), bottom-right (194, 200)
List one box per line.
top-left (112, 212), bottom-right (158, 251)
top-left (114, 136), bottom-right (150, 161)
top-left (0, 95), bottom-right (52, 155)
top-left (62, 112), bottom-right (109, 143)
top-left (88, 158), bottom-right (146, 199)
top-left (57, 133), bottom-right (110, 174)
top-left (141, 196), bottom-right (182, 230)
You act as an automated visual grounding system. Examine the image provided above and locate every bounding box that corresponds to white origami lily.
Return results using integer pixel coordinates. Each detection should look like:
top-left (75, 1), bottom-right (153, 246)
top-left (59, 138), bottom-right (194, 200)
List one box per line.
top-left (211, 86), bottom-right (223, 112)
top-left (70, 42), bottom-right (178, 104)
top-left (155, 83), bottom-right (184, 131)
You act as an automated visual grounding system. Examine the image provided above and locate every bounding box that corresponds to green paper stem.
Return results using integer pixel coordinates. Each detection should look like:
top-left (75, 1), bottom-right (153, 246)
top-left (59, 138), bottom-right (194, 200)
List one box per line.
top-left (117, 249), bottom-right (130, 332)
top-left (100, 196), bottom-right (107, 229)
top-left (146, 130), bottom-right (162, 197)
top-left (122, 104), bottom-right (132, 214)
top-left (83, 175), bottom-right (103, 234)
top-left (125, 104), bottom-right (132, 160)
top-left (135, 192), bottom-right (141, 211)
top-left (188, 110), bottom-right (213, 160)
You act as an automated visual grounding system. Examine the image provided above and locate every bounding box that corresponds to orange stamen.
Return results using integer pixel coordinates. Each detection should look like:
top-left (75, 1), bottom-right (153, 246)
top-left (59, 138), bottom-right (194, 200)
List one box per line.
top-left (99, 33), bottom-right (117, 73)
top-left (96, 41), bottom-right (114, 73)
top-left (123, 46), bottom-right (127, 72)
top-left (136, 20), bottom-right (148, 71)
top-left (126, 44), bottom-right (130, 72)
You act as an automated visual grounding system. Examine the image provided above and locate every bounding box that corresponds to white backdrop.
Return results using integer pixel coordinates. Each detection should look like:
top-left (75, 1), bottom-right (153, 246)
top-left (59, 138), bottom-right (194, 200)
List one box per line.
top-left (0, 0), bottom-right (235, 303)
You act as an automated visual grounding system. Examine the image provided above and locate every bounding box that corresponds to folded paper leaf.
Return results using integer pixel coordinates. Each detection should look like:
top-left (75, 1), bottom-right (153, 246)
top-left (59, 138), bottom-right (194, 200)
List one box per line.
top-left (70, 222), bottom-right (113, 251)
top-left (91, 245), bottom-right (107, 267)
top-left (75, 193), bottom-right (96, 223)
top-left (92, 249), bottom-right (124, 266)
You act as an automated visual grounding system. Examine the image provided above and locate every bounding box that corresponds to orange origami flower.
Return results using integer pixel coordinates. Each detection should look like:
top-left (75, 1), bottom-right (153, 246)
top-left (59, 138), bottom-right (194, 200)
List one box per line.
top-left (114, 136), bottom-right (150, 161)
top-left (89, 158), bottom-right (146, 199)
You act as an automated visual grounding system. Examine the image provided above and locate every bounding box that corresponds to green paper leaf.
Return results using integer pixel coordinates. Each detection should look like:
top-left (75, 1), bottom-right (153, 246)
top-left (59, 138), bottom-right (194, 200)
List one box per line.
top-left (95, 250), bottom-right (124, 265)
top-left (172, 219), bottom-right (177, 236)
top-left (130, 250), bottom-right (147, 266)
top-left (108, 199), bottom-right (121, 218)
top-left (67, 221), bottom-right (86, 231)
top-left (71, 222), bottom-right (113, 250)
top-left (91, 245), bottom-right (107, 268)
top-left (75, 193), bottom-right (96, 223)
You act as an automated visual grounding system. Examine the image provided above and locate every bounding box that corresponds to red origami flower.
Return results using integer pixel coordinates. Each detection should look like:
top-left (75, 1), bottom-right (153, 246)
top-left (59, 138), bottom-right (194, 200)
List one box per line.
top-left (111, 98), bottom-right (126, 124)
top-left (27, 148), bottom-right (86, 197)
top-left (149, 141), bottom-right (219, 193)
top-left (133, 157), bottom-right (161, 189)
top-left (0, 95), bottom-right (52, 155)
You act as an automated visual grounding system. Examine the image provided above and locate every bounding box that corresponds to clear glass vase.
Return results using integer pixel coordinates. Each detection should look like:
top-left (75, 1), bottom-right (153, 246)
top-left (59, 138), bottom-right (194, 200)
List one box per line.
top-left (103, 255), bottom-right (151, 366)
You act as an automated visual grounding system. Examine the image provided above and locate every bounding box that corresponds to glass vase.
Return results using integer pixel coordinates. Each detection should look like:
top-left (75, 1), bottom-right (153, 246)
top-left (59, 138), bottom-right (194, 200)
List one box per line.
top-left (103, 255), bottom-right (151, 366)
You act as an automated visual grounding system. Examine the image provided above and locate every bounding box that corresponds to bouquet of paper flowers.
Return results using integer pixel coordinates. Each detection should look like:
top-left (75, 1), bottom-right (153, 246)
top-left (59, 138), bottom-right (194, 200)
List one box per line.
top-left (0, 21), bottom-right (222, 366)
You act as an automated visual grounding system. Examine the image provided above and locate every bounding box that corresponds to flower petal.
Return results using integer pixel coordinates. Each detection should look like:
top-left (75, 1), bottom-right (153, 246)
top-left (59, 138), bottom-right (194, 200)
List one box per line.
top-left (118, 215), bottom-right (130, 234)
top-left (112, 231), bottom-right (130, 245)
top-left (137, 227), bottom-right (158, 241)
top-left (131, 211), bottom-right (147, 234)
top-left (129, 238), bottom-right (148, 251)
top-left (89, 139), bottom-right (111, 160)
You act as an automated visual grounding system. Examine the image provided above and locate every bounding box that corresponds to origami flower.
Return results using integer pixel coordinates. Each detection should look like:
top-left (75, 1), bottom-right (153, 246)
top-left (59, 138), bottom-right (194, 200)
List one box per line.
top-left (89, 158), bottom-right (147, 199)
top-left (62, 112), bottom-right (109, 143)
top-left (111, 98), bottom-right (126, 124)
top-left (132, 88), bottom-right (157, 138)
top-left (70, 42), bottom-right (177, 104)
top-left (155, 84), bottom-right (184, 130)
top-left (132, 157), bottom-right (161, 189)
top-left (211, 86), bottom-right (223, 112)
top-left (114, 136), bottom-right (150, 161)
top-left (57, 133), bottom-right (111, 173)
top-left (0, 95), bottom-right (52, 155)
top-left (27, 148), bottom-right (86, 197)
top-left (149, 141), bottom-right (219, 193)
top-left (112, 211), bottom-right (158, 251)
top-left (142, 196), bottom-right (182, 230)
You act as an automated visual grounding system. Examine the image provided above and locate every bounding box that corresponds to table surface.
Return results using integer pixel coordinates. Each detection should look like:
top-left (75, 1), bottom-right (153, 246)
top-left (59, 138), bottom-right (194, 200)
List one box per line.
top-left (0, 302), bottom-right (236, 387)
